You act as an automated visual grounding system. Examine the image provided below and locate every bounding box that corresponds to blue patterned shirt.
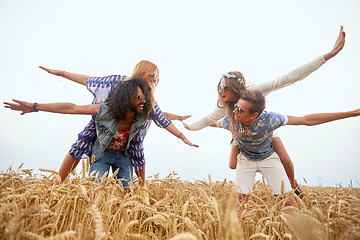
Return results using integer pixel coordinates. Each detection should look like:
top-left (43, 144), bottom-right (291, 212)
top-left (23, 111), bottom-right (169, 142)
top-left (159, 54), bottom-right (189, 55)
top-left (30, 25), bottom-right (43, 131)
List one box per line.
top-left (222, 111), bottom-right (288, 160)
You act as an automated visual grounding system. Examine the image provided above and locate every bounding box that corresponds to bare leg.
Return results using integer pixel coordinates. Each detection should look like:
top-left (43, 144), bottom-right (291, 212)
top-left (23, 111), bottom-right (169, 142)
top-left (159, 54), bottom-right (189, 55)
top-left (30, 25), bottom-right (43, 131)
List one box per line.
top-left (54, 152), bottom-right (80, 185)
top-left (272, 137), bottom-right (296, 188)
top-left (229, 145), bottom-right (240, 169)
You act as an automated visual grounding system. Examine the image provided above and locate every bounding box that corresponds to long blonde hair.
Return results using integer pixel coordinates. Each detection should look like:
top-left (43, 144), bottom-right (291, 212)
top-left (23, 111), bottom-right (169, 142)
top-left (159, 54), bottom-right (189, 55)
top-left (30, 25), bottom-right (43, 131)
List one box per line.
top-left (129, 60), bottom-right (159, 87)
top-left (127, 60), bottom-right (158, 110)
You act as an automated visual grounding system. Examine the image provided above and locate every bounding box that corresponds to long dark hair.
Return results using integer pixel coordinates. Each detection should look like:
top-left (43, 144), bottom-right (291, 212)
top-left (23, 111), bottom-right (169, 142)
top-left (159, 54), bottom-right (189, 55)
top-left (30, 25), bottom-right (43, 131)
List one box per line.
top-left (106, 78), bottom-right (152, 120)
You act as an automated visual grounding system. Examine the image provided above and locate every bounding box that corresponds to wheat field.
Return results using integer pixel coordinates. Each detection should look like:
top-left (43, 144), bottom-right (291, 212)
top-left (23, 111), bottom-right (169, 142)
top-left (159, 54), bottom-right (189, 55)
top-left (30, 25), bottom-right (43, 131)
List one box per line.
top-left (0, 161), bottom-right (359, 240)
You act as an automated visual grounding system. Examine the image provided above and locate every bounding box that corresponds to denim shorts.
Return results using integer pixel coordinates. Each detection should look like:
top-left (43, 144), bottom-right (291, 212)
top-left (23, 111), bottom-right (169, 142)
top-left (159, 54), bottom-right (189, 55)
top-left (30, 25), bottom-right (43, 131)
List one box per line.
top-left (89, 149), bottom-right (133, 189)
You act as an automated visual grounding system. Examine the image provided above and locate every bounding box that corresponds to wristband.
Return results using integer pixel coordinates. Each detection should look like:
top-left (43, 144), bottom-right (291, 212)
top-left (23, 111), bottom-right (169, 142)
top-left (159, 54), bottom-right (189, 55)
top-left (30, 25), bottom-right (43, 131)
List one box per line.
top-left (31, 102), bottom-right (39, 112)
top-left (177, 132), bottom-right (183, 138)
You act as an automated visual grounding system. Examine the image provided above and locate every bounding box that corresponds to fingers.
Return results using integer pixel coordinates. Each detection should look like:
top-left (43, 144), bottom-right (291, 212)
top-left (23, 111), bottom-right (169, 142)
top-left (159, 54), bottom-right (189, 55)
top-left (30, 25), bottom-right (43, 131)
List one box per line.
top-left (188, 142), bottom-right (199, 147)
top-left (39, 66), bottom-right (50, 72)
top-left (183, 122), bottom-right (190, 130)
top-left (3, 101), bottom-right (17, 108)
top-left (12, 99), bottom-right (31, 108)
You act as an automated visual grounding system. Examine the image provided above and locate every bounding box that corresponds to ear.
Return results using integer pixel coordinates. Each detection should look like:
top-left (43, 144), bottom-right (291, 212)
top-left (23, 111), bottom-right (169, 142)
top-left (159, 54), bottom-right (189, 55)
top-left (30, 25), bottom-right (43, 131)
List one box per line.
top-left (250, 112), bottom-right (259, 119)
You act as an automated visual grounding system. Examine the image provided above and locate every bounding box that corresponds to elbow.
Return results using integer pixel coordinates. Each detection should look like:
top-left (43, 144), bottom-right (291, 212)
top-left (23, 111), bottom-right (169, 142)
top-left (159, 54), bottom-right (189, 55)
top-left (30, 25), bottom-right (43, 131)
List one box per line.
top-left (305, 121), bottom-right (316, 126)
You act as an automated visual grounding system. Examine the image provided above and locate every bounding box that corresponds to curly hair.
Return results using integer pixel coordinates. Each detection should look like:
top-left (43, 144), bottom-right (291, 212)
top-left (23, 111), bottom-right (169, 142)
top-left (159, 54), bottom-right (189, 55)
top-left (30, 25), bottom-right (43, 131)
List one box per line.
top-left (106, 78), bottom-right (152, 120)
top-left (125, 60), bottom-right (158, 110)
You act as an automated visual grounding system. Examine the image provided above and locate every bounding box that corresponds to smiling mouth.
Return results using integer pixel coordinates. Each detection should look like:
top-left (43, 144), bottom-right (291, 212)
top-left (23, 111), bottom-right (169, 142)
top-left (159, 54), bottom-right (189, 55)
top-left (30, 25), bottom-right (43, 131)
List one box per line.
top-left (137, 104), bottom-right (144, 111)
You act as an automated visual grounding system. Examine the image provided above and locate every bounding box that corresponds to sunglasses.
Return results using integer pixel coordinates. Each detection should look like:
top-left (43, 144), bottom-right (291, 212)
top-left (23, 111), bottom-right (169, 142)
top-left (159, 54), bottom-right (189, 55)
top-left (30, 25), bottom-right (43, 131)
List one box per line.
top-left (152, 71), bottom-right (158, 80)
top-left (218, 84), bottom-right (230, 93)
top-left (137, 95), bottom-right (145, 101)
top-left (234, 103), bottom-right (244, 114)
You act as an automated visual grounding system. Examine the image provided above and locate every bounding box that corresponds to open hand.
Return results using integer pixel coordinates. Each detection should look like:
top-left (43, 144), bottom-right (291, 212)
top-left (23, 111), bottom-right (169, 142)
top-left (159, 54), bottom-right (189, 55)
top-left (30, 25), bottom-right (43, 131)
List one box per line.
top-left (3, 99), bottom-right (33, 115)
top-left (178, 115), bottom-right (191, 121)
top-left (324, 26), bottom-right (346, 61)
top-left (39, 66), bottom-right (65, 77)
top-left (183, 122), bottom-right (190, 130)
top-left (182, 137), bottom-right (199, 148)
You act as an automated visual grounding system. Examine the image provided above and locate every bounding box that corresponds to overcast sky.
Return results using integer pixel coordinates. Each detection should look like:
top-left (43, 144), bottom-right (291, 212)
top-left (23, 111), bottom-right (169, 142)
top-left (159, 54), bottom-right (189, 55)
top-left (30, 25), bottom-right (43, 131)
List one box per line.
top-left (1, 0), bottom-right (359, 187)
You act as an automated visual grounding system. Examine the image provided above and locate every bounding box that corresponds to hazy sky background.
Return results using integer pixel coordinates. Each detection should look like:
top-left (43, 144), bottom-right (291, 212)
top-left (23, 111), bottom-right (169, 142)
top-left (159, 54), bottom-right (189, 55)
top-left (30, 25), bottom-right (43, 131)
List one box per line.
top-left (1, 0), bottom-right (359, 187)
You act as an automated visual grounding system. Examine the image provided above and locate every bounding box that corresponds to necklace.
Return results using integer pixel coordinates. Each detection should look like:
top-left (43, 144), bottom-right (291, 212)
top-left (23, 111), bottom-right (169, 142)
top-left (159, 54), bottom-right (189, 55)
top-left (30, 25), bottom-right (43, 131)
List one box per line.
top-left (237, 121), bottom-right (245, 134)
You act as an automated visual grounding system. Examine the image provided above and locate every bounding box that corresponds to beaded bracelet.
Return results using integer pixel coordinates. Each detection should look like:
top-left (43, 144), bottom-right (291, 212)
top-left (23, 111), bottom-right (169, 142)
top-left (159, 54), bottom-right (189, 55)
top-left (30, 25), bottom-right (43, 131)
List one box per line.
top-left (31, 102), bottom-right (39, 112)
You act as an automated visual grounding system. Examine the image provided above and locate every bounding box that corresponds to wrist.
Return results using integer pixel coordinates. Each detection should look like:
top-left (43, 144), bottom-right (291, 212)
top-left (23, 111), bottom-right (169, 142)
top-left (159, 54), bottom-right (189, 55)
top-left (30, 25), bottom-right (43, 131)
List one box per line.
top-left (177, 132), bottom-right (183, 139)
top-left (31, 102), bottom-right (39, 112)
top-left (58, 70), bottom-right (66, 77)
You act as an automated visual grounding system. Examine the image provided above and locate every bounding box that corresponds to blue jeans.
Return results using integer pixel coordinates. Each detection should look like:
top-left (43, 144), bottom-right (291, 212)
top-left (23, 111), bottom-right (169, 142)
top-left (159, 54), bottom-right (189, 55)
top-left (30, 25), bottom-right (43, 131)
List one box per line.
top-left (89, 149), bottom-right (133, 189)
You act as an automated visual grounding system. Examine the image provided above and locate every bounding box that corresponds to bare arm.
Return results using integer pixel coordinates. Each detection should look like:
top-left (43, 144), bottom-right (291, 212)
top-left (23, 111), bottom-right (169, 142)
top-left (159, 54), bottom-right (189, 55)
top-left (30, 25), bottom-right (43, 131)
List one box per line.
top-left (287, 109), bottom-right (360, 126)
top-left (163, 112), bottom-right (191, 121)
top-left (39, 66), bottom-right (90, 86)
top-left (4, 99), bottom-right (99, 115)
top-left (165, 123), bottom-right (199, 147)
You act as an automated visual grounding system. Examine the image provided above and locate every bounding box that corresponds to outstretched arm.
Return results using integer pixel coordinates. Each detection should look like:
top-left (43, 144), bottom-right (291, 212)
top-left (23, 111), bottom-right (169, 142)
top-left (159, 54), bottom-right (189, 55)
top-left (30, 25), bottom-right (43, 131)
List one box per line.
top-left (4, 99), bottom-right (99, 115)
top-left (287, 108), bottom-right (360, 126)
top-left (184, 107), bottom-right (227, 131)
top-left (255, 26), bottom-right (346, 96)
top-left (39, 66), bottom-right (90, 86)
top-left (165, 123), bottom-right (199, 147)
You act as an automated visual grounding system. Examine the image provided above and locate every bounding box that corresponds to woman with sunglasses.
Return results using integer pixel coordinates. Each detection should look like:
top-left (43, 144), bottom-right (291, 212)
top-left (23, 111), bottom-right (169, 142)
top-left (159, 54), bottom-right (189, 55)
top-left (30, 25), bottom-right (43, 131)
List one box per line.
top-left (39, 60), bottom-right (198, 189)
top-left (185, 26), bottom-right (346, 192)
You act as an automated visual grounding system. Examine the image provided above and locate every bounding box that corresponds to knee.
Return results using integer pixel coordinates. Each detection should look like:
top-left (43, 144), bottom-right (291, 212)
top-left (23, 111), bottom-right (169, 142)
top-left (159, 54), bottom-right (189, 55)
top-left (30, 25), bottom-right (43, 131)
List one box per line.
top-left (229, 162), bottom-right (237, 169)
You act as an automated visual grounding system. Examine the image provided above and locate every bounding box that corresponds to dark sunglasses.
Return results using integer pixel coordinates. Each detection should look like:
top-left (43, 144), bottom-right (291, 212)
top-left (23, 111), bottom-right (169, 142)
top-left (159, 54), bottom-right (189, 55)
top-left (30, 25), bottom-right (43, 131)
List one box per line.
top-left (137, 95), bottom-right (145, 101)
top-left (152, 71), bottom-right (158, 80)
top-left (218, 84), bottom-right (230, 93)
top-left (234, 103), bottom-right (244, 114)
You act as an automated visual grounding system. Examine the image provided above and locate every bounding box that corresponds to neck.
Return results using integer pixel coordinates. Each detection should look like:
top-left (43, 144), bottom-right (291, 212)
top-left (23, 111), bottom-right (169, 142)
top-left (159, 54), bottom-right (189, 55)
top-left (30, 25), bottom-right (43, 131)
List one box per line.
top-left (241, 118), bottom-right (256, 127)
top-left (125, 111), bottom-right (135, 121)
top-left (118, 111), bottom-right (135, 132)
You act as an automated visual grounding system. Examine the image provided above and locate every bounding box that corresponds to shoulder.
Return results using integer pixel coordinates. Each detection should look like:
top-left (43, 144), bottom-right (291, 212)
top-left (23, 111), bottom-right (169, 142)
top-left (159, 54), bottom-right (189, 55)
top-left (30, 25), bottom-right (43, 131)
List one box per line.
top-left (263, 111), bottom-right (286, 124)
